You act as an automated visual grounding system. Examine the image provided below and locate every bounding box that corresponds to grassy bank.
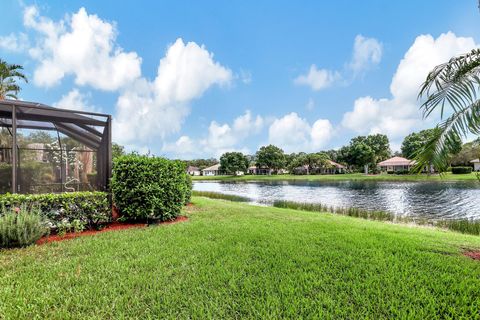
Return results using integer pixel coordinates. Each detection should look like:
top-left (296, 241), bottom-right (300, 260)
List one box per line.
top-left (193, 172), bottom-right (480, 182)
top-left (1, 197), bottom-right (480, 318)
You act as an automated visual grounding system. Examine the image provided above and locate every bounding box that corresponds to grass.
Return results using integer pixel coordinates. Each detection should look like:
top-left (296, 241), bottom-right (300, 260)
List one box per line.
top-left (193, 172), bottom-right (480, 182)
top-left (273, 200), bottom-right (480, 236)
top-left (192, 190), bottom-right (251, 202)
top-left (1, 197), bottom-right (480, 318)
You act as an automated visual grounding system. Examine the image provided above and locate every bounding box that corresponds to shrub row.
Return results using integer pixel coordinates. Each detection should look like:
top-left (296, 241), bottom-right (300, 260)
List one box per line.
top-left (0, 191), bottom-right (111, 231)
top-left (111, 154), bottom-right (192, 222)
top-left (451, 166), bottom-right (473, 174)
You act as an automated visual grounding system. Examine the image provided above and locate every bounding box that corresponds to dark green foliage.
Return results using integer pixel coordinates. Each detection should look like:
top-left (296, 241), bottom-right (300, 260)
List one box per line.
top-left (0, 205), bottom-right (48, 248)
top-left (255, 145), bottom-right (286, 172)
top-left (339, 134), bottom-right (391, 173)
top-left (0, 59), bottom-right (28, 99)
top-left (192, 190), bottom-right (251, 202)
top-left (219, 152), bottom-right (249, 175)
top-left (0, 192), bottom-right (110, 231)
top-left (111, 154), bottom-right (191, 221)
top-left (451, 139), bottom-right (480, 166)
top-left (112, 143), bottom-right (126, 160)
top-left (451, 166), bottom-right (473, 174)
top-left (402, 128), bottom-right (462, 160)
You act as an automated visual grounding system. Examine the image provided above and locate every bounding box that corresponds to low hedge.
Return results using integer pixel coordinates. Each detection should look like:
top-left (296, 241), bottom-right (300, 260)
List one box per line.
top-left (111, 154), bottom-right (191, 222)
top-left (0, 192), bottom-right (111, 231)
top-left (451, 166), bottom-right (472, 174)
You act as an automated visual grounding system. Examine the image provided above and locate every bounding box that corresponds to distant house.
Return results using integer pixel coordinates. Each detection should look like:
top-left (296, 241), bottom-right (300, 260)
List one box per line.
top-left (470, 159), bottom-right (480, 171)
top-left (378, 156), bottom-right (415, 173)
top-left (202, 164), bottom-right (223, 176)
top-left (248, 166), bottom-right (273, 175)
top-left (186, 166), bottom-right (201, 176)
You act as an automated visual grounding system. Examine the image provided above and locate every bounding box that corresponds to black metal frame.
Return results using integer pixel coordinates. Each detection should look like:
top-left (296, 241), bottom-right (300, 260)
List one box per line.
top-left (0, 99), bottom-right (112, 193)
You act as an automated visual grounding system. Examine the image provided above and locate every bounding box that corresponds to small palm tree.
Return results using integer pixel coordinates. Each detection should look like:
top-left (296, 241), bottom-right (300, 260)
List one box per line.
top-left (415, 49), bottom-right (480, 172)
top-left (0, 59), bottom-right (28, 100)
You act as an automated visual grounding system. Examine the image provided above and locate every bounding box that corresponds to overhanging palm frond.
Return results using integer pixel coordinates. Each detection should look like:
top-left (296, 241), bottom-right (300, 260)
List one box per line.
top-left (416, 48), bottom-right (480, 171)
top-left (414, 99), bottom-right (480, 173)
top-left (419, 49), bottom-right (480, 117)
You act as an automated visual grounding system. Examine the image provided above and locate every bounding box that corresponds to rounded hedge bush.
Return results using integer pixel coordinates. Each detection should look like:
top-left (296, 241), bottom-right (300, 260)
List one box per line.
top-left (451, 166), bottom-right (473, 174)
top-left (111, 154), bottom-right (191, 221)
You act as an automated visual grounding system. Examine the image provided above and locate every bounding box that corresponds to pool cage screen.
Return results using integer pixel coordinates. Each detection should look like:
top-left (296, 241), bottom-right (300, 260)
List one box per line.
top-left (0, 100), bottom-right (111, 194)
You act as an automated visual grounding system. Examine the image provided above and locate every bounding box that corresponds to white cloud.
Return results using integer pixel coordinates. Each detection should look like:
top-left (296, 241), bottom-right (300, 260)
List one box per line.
top-left (114, 38), bottom-right (232, 146)
top-left (23, 6), bottom-right (142, 90)
top-left (163, 110), bottom-right (263, 158)
top-left (341, 32), bottom-right (478, 142)
top-left (268, 112), bottom-right (333, 153)
top-left (0, 33), bottom-right (29, 52)
top-left (348, 35), bottom-right (383, 74)
top-left (294, 35), bottom-right (382, 91)
top-left (294, 65), bottom-right (340, 91)
top-left (53, 88), bottom-right (96, 112)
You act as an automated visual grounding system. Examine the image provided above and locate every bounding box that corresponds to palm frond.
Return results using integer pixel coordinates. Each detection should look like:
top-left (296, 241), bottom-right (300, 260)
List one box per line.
top-left (413, 99), bottom-right (480, 172)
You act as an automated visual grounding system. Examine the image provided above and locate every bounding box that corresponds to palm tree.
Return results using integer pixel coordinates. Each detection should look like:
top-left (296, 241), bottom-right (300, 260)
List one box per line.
top-left (415, 49), bottom-right (480, 172)
top-left (0, 59), bottom-right (28, 100)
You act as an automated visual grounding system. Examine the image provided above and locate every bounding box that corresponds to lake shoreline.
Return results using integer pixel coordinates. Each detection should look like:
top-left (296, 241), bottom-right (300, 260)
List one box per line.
top-left (192, 172), bottom-right (479, 182)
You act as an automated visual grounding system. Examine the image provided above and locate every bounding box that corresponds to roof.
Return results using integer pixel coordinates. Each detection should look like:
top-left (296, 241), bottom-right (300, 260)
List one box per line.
top-left (202, 163), bottom-right (221, 171)
top-left (328, 160), bottom-right (346, 169)
top-left (470, 159), bottom-right (480, 163)
top-left (186, 166), bottom-right (200, 171)
top-left (378, 156), bottom-right (415, 166)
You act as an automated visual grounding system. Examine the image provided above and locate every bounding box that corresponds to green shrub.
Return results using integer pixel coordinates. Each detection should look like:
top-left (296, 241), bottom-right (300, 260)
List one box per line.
top-left (0, 205), bottom-right (48, 248)
top-left (0, 192), bottom-right (110, 231)
top-left (111, 154), bottom-right (191, 222)
top-left (451, 166), bottom-right (472, 174)
top-left (184, 175), bottom-right (193, 205)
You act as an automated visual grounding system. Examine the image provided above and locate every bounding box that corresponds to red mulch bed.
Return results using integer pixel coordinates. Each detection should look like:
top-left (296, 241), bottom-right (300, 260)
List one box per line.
top-left (37, 216), bottom-right (188, 245)
top-left (464, 251), bottom-right (480, 261)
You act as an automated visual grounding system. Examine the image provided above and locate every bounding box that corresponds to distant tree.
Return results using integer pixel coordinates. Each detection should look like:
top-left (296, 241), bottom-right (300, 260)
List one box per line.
top-left (220, 152), bottom-right (249, 175)
top-left (345, 134), bottom-right (390, 174)
top-left (349, 141), bottom-right (375, 174)
top-left (0, 59), bottom-right (28, 100)
top-left (451, 138), bottom-right (480, 166)
top-left (112, 143), bottom-right (126, 160)
top-left (255, 145), bottom-right (286, 173)
top-left (288, 152), bottom-right (330, 174)
top-left (401, 129), bottom-right (462, 161)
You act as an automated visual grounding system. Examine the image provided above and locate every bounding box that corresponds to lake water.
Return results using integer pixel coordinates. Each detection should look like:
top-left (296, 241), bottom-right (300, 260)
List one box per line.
top-left (193, 180), bottom-right (480, 220)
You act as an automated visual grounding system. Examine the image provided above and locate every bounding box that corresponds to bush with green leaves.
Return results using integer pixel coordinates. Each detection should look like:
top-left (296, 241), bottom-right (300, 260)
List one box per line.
top-left (111, 154), bottom-right (191, 222)
top-left (0, 205), bottom-right (48, 248)
top-left (0, 192), bottom-right (110, 231)
top-left (451, 166), bottom-right (472, 174)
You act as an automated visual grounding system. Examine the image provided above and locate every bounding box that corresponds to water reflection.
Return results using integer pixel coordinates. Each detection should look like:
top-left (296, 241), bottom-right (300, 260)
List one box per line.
top-left (193, 180), bottom-right (480, 220)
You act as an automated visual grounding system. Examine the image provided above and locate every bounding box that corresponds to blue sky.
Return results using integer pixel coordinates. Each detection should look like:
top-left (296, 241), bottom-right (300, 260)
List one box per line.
top-left (1, 0), bottom-right (479, 158)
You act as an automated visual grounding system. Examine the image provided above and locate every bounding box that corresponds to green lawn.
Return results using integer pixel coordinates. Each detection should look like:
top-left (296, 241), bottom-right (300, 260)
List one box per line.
top-left (193, 172), bottom-right (480, 182)
top-left (1, 197), bottom-right (480, 318)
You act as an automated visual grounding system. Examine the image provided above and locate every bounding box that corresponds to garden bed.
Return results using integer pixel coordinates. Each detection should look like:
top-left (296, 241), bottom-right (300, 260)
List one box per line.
top-left (36, 216), bottom-right (188, 245)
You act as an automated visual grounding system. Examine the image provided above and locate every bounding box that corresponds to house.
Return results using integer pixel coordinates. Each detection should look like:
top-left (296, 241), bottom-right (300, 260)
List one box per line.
top-left (470, 159), bottom-right (480, 171)
top-left (248, 166), bottom-right (274, 175)
top-left (378, 156), bottom-right (415, 173)
top-left (323, 160), bottom-right (346, 174)
top-left (186, 166), bottom-right (201, 176)
top-left (202, 164), bottom-right (222, 176)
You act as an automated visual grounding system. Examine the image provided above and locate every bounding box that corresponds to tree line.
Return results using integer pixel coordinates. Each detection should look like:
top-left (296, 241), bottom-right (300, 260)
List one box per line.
top-left (182, 128), bottom-right (474, 175)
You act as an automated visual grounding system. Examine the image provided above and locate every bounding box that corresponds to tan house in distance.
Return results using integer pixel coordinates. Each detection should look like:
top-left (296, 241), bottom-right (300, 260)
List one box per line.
top-left (378, 156), bottom-right (415, 173)
top-left (470, 159), bottom-right (480, 171)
